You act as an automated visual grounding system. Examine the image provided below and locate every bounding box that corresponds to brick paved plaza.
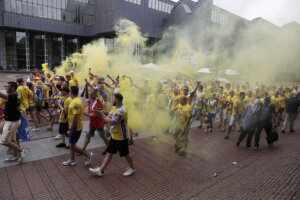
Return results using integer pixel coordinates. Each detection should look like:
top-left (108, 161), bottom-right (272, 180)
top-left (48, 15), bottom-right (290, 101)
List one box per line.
top-left (0, 120), bottom-right (299, 200)
top-left (0, 73), bottom-right (300, 199)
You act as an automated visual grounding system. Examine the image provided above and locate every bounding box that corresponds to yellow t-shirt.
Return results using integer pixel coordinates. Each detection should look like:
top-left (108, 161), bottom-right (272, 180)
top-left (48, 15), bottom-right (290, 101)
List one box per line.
top-left (17, 85), bottom-right (30, 110)
top-left (233, 99), bottom-right (246, 116)
top-left (68, 97), bottom-right (84, 131)
top-left (226, 96), bottom-right (235, 115)
top-left (278, 96), bottom-right (286, 108)
top-left (59, 96), bottom-right (72, 123)
top-left (170, 94), bottom-right (181, 110)
top-left (175, 104), bottom-right (192, 128)
top-left (217, 93), bottom-right (227, 109)
top-left (70, 76), bottom-right (79, 87)
top-left (27, 90), bottom-right (35, 107)
top-left (110, 105), bottom-right (128, 140)
top-left (245, 96), bottom-right (255, 106)
top-left (43, 85), bottom-right (50, 99)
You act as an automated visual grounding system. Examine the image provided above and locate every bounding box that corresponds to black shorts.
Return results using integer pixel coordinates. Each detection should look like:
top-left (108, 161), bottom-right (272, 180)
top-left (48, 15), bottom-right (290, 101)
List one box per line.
top-left (43, 102), bottom-right (49, 109)
top-left (36, 106), bottom-right (42, 111)
top-left (27, 106), bottom-right (35, 112)
top-left (88, 125), bottom-right (105, 137)
top-left (59, 122), bottom-right (69, 135)
top-left (107, 139), bottom-right (129, 157)
top-left (69, 130), bottom-right (82, 145)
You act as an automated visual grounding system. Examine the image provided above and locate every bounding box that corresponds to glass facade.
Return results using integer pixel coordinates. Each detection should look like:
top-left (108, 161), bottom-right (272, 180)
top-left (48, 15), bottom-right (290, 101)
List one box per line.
top-left (4, 0), bottom-right (95, 25)
top-left (29, 33), bottom-right (45, 70)
top-left (3, 30), bottom-right (92, 70)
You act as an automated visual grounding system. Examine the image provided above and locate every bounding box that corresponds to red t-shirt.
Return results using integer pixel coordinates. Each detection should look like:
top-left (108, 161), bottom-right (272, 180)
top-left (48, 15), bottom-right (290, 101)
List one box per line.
top-left (88, 99), bottom-right (105, 128)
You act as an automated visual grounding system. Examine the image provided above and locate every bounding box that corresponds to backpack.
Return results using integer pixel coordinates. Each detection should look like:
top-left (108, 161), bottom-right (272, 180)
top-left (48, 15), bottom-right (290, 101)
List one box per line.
top-left (36, 89), bottom-right (43, 105)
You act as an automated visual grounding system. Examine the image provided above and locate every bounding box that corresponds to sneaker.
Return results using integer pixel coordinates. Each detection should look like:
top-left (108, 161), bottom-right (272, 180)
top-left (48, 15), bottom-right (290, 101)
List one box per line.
top-left (84, 152), bottom-right (93, 166)
top-left (289, 129), bottom-right (295, 133)
top-left (178, 151), bottom-right (186, 156)
top-left (7, 148), bottom-right (13, 155)
top-left (31, 128), bottom-right (40, 132)
top-left (65, 145), bottom-right (70, 149)
top-left (56, 143), bottom-right (66, 148)
top-left (18, 149), bottom-right (27, 164)
top-left (224, 135), bottom-right (229, 139)
top-left (123, 168), bottom-right (136, 176)
top-left (54, 134), bottom-right (62, 140)
top-left (128, 139), bottom-right (134, 146)
top-left (254, 146), bottom-right (259, 150)
top-left (4, 155), bottom-right (19, 163)
top-left (62, 159), bottom-right (77, 166)
top-left (281, 130), bottom-right (285, 134)
top-left (89, 167), bottom-right (104, 176)
top-left (204, 129), bottom-right (208, 134)
top-left (208, 128), bottom-right (212, 133)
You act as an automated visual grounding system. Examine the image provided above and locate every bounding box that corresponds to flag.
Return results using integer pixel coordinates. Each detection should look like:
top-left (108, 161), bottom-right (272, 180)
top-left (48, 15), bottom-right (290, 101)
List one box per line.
top-left (17, 114), bottom-right (30, 142)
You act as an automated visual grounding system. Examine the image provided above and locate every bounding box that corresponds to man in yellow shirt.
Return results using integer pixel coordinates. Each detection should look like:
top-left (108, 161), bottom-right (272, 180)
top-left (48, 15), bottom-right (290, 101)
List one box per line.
top-left (89, 93), bottom-right (136, 177)
top-left (55, 87), bottom-right (72, 148)
top-left (70, 71), bottom-right (79, 87)
top-left (172, 96), bottom-right (193, 156)
top-left (245, 91), bottom-right (255, 106)
top-left (224, 92), bottom-right (246, 139)
top-left (62, 86), bottom-right (93, 166)
top-left (223, 90), bottom-right (236, 132)
top-left (16, 78), bottom-right (30, 115)
top-left (216, 86), bottom-right (227, 130)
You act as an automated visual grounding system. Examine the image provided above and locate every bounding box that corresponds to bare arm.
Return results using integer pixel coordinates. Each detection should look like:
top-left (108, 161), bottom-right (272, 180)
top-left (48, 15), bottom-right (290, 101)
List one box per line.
top-left (107, 75), bottom-right (119, 87)
top-left (0, 92), bottom-right (8, 99)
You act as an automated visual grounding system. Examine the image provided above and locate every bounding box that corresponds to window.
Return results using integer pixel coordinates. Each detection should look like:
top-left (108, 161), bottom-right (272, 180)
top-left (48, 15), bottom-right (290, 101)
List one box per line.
top-left (16, 0), bottom-right (22, 14)
top-left (125, 0), bottom-right (141, 5)
top-left (4, 0), bottom-right (11, 11)
top-left (148, 0), bottom-right (172, 13)
top-left (16, 32), bottom-right (27, 69)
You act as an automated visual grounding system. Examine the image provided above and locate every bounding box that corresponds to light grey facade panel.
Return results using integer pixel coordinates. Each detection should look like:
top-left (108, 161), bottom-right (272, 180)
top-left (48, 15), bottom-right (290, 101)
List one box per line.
top-left (2, 12), bottom-right (92, 36)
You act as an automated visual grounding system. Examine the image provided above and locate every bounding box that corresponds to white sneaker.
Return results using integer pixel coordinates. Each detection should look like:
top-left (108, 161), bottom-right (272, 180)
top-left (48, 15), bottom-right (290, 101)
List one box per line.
top-left (18, 149), bottom-right (27, 164)
top-left (54, 134), bottom-right (62, 140)
top-left (62, 159), bottom-right (77, 166)
top-left (4, 155), bottom-right (19, 163)
top-left (89, 167), bottom-right (103, 176)
top-left (32, 128), bottom-right (40, 132)
top-left (84, 152), bottom-right (93, 166)
top-left (123, 168), bottom-right (136, 176)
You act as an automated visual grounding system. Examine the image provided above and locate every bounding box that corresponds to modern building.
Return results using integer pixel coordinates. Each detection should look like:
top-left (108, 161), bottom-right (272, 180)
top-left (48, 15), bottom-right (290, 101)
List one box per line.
top-left (0, 0), bottom-right (281, 71)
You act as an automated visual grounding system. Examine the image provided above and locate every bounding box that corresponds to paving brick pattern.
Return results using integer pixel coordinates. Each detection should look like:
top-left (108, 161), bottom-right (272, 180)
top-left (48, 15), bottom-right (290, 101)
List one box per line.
top-left (1, 121), bottom-right (299, 200)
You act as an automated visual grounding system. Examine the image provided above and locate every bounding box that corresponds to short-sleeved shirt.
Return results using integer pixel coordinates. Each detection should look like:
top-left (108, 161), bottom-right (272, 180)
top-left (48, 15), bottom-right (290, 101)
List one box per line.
top-left (5, 93), bottom-right (21, 121)
top-left (59, 96), bottom-right (72, 122)
top-left (109, 105), bottom-right (128, 141)
top-left (68, 97), bottom-right (84, 131)
top-left (27, 89), bottom-right (35, 107)
top-left (175, 104), bottom-right (192, 128)
top-left (233, 99), bottom-right (247, 116)
top-left (217, 93), bottom-right (227, 109)
top-left (17, 85), bottom-right (30, 110)
top-left (88, 99), bottom-right (105, 128)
